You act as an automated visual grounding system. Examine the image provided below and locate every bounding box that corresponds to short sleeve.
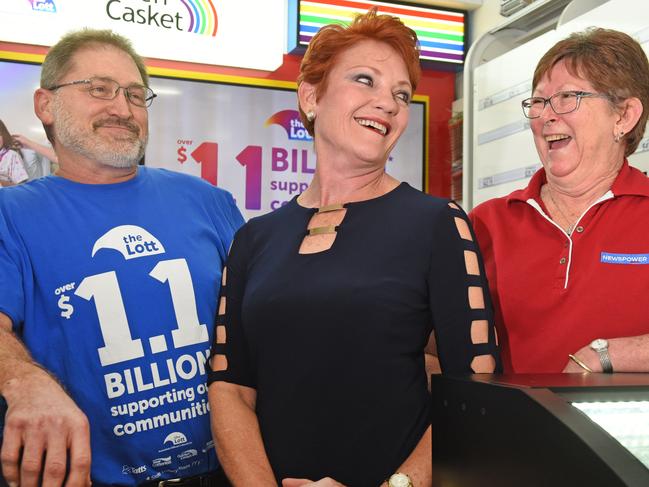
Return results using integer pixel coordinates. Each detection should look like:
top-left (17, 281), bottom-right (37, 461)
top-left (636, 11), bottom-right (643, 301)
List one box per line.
top-left (207, 224), bottom-right (256, 388)
top-left (6, 151), bottom-right (28, 184)
top-left (226, 191), bottom-right (245, 230)
top-left (428, 201), bottom-right (501, 373)
top-left (0, 205), bottom-right (26, 330)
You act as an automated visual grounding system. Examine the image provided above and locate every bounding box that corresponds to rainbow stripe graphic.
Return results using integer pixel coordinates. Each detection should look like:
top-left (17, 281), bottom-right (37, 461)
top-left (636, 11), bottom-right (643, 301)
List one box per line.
top-left (179, 0), bottom-right (218, 36)
top-left (299, 0), bottom-right (465, 64)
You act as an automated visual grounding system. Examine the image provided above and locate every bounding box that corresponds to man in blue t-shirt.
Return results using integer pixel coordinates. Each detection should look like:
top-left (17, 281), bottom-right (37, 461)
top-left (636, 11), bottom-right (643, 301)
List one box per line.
top-left (0, 29), bottom-right (243, 487)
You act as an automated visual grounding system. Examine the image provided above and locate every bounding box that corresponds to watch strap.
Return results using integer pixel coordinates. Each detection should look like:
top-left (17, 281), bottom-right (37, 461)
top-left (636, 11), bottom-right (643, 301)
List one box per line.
top-left (596, 348), bottom-right (613, 373)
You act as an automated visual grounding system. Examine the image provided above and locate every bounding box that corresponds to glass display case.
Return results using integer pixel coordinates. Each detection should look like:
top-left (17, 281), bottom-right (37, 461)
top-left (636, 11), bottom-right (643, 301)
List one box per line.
top-left (431, 374), bottom-right (649, 487)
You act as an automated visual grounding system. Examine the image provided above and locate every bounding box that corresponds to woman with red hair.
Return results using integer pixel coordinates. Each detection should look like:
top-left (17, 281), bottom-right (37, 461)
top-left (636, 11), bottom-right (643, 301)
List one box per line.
top-left (208, 9), bottom-right (499, 486)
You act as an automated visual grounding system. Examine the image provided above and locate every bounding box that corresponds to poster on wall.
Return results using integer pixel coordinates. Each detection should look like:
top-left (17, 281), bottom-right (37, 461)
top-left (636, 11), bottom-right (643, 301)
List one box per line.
top-left (0, 61), bottom-right (425, 222)
top-left (146, 76), bottom-right (426, 221)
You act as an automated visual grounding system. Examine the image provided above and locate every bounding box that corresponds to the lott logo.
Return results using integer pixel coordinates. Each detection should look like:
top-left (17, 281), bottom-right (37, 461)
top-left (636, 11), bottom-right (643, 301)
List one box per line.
top-left (28, 0), bottom-right (57, 12)
top-left (105, 0), bottom-right (218, 36)
top-left (28, 0), bottom-right (56, 11)
top-left (265, 110), bottom-right (313, 141)
top-left (91, 225), bottom-right (165, 260)
top-left (164, 432), bottom-right (188, 448)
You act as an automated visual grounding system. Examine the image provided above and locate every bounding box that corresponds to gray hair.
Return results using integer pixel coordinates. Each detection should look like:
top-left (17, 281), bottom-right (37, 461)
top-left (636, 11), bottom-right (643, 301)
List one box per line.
top-left (41, 28), bottom-right (148, 89)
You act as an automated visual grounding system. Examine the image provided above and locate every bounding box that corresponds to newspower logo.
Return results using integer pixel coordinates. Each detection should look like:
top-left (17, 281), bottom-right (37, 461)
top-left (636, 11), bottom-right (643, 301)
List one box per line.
top-left (105, 0), bottom-right (218, 36)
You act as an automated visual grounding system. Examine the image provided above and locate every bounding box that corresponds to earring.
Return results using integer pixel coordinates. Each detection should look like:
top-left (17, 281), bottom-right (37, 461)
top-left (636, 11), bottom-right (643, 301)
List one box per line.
top-left (614, 130), bottom-right (625, 143)
top-left (306, 110), bottom-right (316, 122)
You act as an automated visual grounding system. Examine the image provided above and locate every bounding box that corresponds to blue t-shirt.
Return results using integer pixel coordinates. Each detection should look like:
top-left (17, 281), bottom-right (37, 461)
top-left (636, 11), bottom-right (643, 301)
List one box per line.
top-left (0, 167), bottom-right (244, 485)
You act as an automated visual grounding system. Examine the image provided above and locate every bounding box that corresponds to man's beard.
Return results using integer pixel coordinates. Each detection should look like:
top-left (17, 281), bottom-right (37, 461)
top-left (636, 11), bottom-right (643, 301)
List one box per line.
top-left (51, 96), bottom-right (147, 168)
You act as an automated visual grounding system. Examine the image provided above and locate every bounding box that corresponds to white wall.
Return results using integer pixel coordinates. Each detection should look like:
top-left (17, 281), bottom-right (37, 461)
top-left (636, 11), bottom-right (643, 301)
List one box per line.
top-left (469, 0), bottom-right (508, 44)
top-left (456, 0), bottom-right (508, 101)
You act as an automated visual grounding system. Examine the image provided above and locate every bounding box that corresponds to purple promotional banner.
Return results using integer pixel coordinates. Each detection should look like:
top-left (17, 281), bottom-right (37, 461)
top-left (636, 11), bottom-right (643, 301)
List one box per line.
top-left (145, 76), bottom-right (425, 220)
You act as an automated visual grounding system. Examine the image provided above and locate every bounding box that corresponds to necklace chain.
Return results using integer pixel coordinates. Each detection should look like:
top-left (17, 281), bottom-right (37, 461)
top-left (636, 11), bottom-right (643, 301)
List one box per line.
top-left (545, 187), bottom-right (579, 235)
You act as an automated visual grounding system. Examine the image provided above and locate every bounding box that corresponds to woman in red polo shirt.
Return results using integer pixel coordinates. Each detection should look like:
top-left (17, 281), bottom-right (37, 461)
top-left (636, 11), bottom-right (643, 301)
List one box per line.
top-left (470, 28), bottom-right (649, 374)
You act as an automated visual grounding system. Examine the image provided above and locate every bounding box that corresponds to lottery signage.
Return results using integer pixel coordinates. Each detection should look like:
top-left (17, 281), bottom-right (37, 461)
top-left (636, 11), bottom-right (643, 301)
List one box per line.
top-left (0, 0), bottom-right (286, 71)
top-left (146, 76), bottom-right (426, 221)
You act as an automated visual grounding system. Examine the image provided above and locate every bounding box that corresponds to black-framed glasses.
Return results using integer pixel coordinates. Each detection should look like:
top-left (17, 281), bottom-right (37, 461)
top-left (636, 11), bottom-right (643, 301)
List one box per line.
top-left (48, 77), bottom-right (157, 108)
top-left (521, 90), bottom-right (610, 119)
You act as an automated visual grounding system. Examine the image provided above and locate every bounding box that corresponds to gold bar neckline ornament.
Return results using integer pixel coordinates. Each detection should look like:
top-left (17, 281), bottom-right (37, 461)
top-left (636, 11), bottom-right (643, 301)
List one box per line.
top-left (308, 225), bottom-right (338, 236)
top-left (317, 203), bottom-right (345, 213)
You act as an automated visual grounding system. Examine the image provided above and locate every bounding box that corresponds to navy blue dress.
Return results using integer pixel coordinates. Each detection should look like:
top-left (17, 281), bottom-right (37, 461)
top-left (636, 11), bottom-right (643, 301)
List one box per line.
top-left (209, 183), bottom-right (499, 486)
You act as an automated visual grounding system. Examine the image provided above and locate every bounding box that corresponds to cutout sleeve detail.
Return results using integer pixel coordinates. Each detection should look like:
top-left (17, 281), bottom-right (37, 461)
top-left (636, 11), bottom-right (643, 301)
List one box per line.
top-left (429, 202), bottom-right (501, 374)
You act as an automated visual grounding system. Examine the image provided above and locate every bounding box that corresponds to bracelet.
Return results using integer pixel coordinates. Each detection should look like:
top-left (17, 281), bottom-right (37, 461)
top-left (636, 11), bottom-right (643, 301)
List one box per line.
top-left (568, 354), bottom-right (593, 373)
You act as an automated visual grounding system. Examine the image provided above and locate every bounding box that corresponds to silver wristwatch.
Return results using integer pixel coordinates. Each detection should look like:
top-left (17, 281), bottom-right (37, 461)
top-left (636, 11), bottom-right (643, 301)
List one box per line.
top-left (590, 338), bottom-right (613, 373)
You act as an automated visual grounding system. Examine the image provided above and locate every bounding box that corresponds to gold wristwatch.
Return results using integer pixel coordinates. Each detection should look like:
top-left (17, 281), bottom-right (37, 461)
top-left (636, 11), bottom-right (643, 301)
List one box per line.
top-left (388, 472), bottom-right (413, 487)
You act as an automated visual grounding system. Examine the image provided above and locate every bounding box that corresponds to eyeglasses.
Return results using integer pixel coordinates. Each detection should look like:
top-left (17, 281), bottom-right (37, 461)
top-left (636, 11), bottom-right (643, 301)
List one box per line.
top-left (48, 77), bottom-right (157, 107)
top-left (521, 90), bottom-right (610, 119)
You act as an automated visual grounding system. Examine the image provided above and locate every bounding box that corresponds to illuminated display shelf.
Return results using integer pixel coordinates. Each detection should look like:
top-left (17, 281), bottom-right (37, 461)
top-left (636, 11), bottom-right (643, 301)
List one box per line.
top-left (431, 374), bottom-right (649, 487)
top-left (572, 400), bottom-right (649, 469)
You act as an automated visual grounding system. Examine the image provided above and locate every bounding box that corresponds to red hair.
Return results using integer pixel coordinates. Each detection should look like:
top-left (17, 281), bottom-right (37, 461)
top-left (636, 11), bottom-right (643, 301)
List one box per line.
top-left (297, 7), bottom-right (421, 135)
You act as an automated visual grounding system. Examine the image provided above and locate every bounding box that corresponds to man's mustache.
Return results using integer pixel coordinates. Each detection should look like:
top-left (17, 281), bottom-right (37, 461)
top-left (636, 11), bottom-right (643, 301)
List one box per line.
top-left (93, 117), bottom-right (140, 135)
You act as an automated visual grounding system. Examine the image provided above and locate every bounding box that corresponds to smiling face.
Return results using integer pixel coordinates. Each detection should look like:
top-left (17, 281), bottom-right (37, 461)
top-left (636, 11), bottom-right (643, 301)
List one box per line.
top-left (300, 39), bottom-right (412, 169)
top-left (38, 44), bottom-right (148, 170)
top-left (531, 59), bottom-right (624, 187)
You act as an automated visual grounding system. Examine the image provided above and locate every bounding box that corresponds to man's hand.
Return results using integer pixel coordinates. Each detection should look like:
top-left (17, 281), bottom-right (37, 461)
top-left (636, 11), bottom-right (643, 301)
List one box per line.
top-left (1, 368), bottom-right (91, 487)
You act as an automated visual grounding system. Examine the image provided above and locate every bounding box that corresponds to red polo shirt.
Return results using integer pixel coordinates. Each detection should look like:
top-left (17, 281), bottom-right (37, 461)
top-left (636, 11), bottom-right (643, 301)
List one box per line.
top-left (470, 161), bottom-right (649, 373)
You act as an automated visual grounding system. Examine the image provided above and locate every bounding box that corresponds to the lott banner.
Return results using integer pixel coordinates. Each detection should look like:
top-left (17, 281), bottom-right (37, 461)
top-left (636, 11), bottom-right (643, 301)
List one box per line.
top-left (0, 61), bottom-right (425, 221)
top-left (0, 0), bottom-right (286, 71)
top-left (145, 76), bottom-right (426, 221)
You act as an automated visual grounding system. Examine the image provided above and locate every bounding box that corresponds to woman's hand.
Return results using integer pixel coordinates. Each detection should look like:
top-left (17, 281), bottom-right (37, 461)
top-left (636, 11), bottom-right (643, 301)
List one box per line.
top-left (563, 335), bottom-right (649, 373)
top-left (282, 477), bottom-right (346, 486)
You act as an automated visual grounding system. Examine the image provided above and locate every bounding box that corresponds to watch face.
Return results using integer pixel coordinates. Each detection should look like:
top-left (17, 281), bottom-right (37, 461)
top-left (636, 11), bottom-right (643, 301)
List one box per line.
top-left (389, 473), bottom-right (412, 487)
top-left (591, 339), bottom-right (608, 351)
